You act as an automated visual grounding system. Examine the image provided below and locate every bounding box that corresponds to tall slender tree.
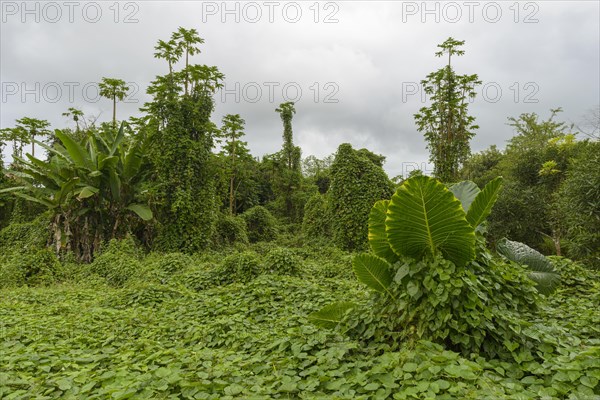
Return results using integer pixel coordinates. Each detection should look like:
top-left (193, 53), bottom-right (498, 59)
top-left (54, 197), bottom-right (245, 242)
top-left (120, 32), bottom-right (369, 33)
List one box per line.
top-left (220, 114), bottom-right (246, 215)
top-left (274, 102), bottom-right (302, 219)
top-left (99, 78), bottom-right (130, 129)
top-left (172, 27), bottom-right (204, 95)
top-left (414, 38), bottom-right (481, 182)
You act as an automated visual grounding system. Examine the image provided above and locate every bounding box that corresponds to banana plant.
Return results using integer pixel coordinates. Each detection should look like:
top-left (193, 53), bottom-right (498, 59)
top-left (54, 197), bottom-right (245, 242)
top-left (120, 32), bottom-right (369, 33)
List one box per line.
top-left (0, 123), bottom-right (152, 261)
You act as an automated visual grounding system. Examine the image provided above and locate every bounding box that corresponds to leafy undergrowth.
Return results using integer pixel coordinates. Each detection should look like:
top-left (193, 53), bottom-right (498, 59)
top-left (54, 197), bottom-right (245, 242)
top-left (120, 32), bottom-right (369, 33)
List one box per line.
top-left (0, 249), bottom-right (599, 399)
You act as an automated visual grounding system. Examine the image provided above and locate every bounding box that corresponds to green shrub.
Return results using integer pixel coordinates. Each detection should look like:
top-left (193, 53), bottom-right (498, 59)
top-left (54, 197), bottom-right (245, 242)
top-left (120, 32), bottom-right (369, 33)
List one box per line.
top-left (0, 215), bottom-right (49, 251)
top-left (136, 252), bottom-right (197, 284)
top-left (213, 213), bottom-right (249, 247)
top-left (264, 248), bottom-right (301, 275)
top-left (301, 193), bottom-right (331, 242)
top-left (0, 248), bottom-right (62, 288)
top-left (241, 206), bottom-right (278, 243)
top-left (89, 238), bottom-right (142, 287)
top-left (312, 176), bottom-right (543, 359)
top-left (213, 251), bottom-right (262, 285)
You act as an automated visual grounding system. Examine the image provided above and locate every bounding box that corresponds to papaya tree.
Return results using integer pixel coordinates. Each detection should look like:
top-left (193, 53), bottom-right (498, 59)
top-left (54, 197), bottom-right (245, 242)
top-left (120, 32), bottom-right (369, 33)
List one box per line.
top-left (414, 38), bottom-right (481, 183)
top-left (99, 78), bottom-right (130, 129)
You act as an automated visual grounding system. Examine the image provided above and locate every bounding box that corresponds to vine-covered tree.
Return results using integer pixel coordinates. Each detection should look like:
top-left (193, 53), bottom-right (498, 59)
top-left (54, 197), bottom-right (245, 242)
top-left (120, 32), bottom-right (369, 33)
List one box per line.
top-left (414, 38), bottom-right (481, 182)
top-left (145, 29), bottom-right (224, 252)
top-left (273, 102), bottom-right (303, 220)
top-left (99, 78), bottom-right (130, 128)
top-left (219, 114), bottom-right (247, 215)
top-left (329, 143), bottom-right (394, 250)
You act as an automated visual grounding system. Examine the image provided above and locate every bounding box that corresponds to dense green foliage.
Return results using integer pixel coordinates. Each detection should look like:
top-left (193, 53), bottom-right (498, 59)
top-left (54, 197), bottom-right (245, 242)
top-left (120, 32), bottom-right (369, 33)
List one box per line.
top-left (212, 213), bottom-right (249, 247)
top-left (301, 193), bottom-right (331, 242)
top-left (145, 29), bottom-right (223, 253)
top-left (1, 28), bottom-right (599, 400)
top-left (555, 141), bottom-right (600, 268)
top-left (314, 176), bottom-right (556, 360)
top-left (240, 206), bottom-right (278, 243)
top-left (329, 144), bottom-right (394, 251)
top-left (1, 241), bottom-right (598, 398)
top-left (463, 110), bottom-right (599, 264)
top-left (0, 124), bottom-right (152, 261)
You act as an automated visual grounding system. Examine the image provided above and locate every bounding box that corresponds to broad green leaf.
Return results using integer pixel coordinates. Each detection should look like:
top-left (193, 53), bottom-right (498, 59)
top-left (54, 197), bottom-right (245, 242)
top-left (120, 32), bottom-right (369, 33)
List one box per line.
top-left (98, 155), bottom-right (119, 171)
top-left (368, 200), bottom-right (399, 263)
top-left (308, 302), bottom-right (356, 329)
top-left (386, 175), bottom-right (476, 267)
top-left (466, 177), bottom-right (503, 228)
top-left (57, 177), bottom-right (80, 204)
top-left (109, 169), bottom-right (121, 202)
top-left (110, 122), bottom-right (126, 156)
top-left (450, 181), bottom-right (480, 212)
top-left (77, 186), bottom-right (99, 200)
top-left (126, 204), bottom-right (153, 221)
top-left (123, 141), bottom-right (143, 180)
top-left (352, 253), bottom-right (394, 296)
top-left (0, 186), bottom-right (28, 194)
top-left (55, 129), bottom-right (90, 169)
top-left (497, 238), bottom-right (560, 295)
top-left (13, 192), bottom-right (56, 208)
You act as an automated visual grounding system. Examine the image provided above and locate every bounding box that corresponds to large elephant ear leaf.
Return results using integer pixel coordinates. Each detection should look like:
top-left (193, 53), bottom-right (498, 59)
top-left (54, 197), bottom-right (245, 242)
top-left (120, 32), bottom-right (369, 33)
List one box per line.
top-left (352, 254), bottom-right (394, 296)
top-left (466, 177), bottom-right (503, 228)
top-left (308, 302), bottom-right (356, 329)
top-left (386, 175), bottom-right (476, 267)
top-left (497, 238), bottom-right (560, 295)
top-left (368, 200), bottom-right (399, 264)
top-left (450, 181), bottom-right (480, 212)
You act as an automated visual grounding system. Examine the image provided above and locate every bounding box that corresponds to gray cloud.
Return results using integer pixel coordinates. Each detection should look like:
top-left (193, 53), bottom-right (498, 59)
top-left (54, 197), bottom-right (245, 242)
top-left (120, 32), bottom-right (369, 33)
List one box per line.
top-left (2, 1), bottom-right (599, 178)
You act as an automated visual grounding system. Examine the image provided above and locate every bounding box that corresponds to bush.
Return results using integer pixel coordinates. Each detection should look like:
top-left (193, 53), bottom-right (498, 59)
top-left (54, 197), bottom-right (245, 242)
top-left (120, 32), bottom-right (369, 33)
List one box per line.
top-left (137, 252), bottom-right (197, 284)
top-left (264, 248), bottom-right (301, 275)
top-left (0, 248), bottom-right (62, 288)
top-left (213, 251), bottom-right (262, 285)
top-left (241, 206), bottom-right (278, 243)
top-left (0, 215), bottom-right (49, 251)
top-left (89, 238), bottom-right (142, 287)
top-left (301, 193), bottom-right (331, 242)
top-left (213, 213), bottom-right (249, 247)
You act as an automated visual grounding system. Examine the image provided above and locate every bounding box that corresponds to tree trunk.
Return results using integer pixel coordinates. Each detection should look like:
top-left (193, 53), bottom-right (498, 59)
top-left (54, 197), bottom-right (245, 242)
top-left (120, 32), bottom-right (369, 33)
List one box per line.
top-left (229, 137), bottom-right (236, 215)
top-left (113, 95), bottom-right (117, 129)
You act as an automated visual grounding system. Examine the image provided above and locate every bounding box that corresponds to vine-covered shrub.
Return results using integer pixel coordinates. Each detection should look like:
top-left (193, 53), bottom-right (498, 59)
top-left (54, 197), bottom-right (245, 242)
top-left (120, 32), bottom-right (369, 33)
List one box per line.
top-left (0, 248), bottom-right (62, 288)
top-left (328, 144), bottom-right (394, 251)
top-left (241, 206), bottom-right (278, 243)
top-left (311, 176), bottom-right (550, 360)
top-left (213, 213), bottom-right (249, 247)
top-left (301, 193), bottom-right (331, 242)
top-left (213, 251), bottom-right (262, 285)
top-left (264, 248), bottom-right (301, 275)
top-left (0, 215), bottom-right (49, 251)
top-left (89, 238), bottom-right (142, 287)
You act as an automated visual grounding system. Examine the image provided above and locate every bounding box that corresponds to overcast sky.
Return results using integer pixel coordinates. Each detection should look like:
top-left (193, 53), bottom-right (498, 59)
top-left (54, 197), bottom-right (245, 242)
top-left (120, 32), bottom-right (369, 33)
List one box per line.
top-left (1, 1), bottom-right (599, 177)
